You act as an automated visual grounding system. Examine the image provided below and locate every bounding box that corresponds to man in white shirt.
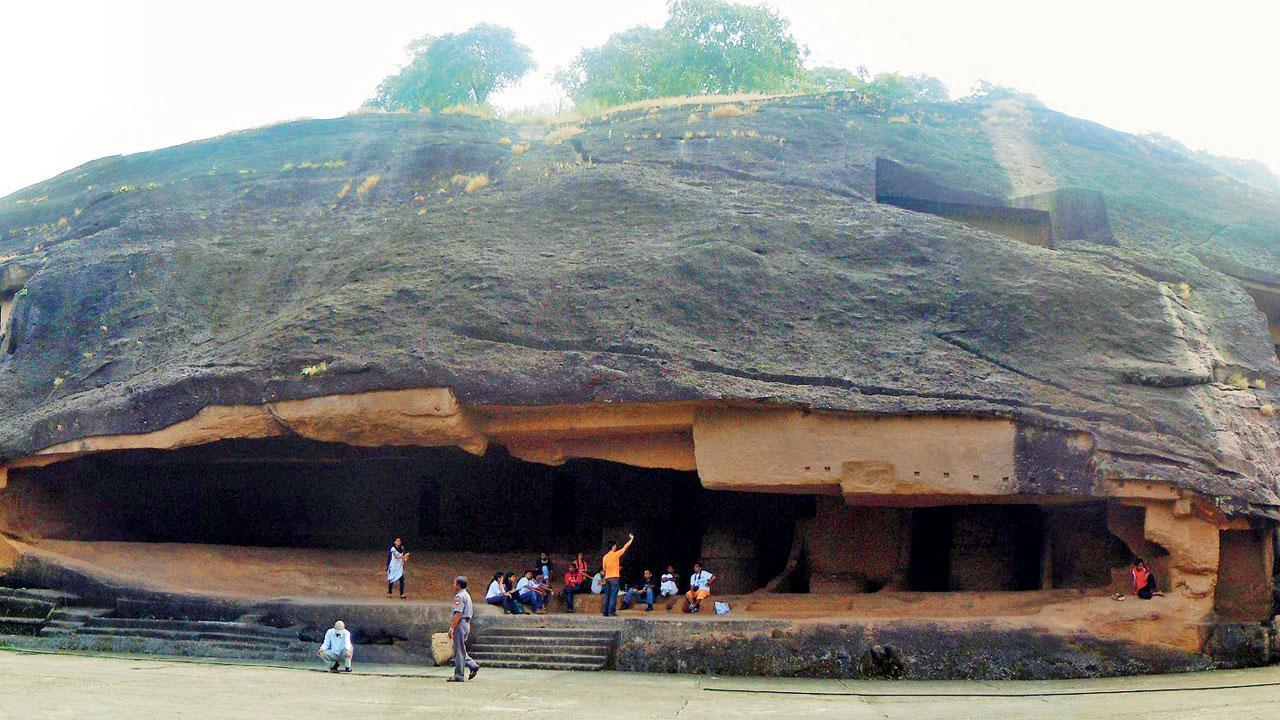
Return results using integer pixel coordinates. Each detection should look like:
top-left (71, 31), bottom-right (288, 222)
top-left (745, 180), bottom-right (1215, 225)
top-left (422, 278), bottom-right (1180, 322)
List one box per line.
top-left (659, 565), bottom-right (680, 597)
top-left (684, 562), bottom-right (716, 614)
top-left (317, 619), bottom-right (354, 672)
top-left (515, 570), bottom-right (545, 613)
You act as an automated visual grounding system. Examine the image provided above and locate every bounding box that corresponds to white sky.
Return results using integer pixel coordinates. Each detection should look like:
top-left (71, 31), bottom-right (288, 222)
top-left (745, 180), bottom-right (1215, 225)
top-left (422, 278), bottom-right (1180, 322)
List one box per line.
top-left (1, 1), bottom-right (1278, 196)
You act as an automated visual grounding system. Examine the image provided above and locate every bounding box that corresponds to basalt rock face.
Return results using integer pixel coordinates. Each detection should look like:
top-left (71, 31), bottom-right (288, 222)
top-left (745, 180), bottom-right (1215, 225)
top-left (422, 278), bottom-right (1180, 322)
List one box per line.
top-left (616, 622), bottom-right (1223, 679)
top-left (2, 94), bottom-right (1280, 514)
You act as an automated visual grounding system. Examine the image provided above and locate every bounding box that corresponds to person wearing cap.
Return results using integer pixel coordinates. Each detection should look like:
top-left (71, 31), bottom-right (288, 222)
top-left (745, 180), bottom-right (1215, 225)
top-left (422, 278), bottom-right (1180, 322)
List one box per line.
top-left (317, 620), bottom-right (354, 672)
top-left (447, 576), bottom-right (481, 682)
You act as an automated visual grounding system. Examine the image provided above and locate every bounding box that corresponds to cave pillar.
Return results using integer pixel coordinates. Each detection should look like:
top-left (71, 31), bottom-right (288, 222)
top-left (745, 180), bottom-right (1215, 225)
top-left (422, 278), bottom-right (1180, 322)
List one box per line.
top-left (1140, 501), bottom-right (1219, 604)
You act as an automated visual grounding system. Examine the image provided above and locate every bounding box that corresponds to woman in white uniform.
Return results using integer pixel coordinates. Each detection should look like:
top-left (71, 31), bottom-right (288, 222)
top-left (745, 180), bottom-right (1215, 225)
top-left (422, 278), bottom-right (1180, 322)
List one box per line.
top-left (386, 537), bottom-right (410, 599)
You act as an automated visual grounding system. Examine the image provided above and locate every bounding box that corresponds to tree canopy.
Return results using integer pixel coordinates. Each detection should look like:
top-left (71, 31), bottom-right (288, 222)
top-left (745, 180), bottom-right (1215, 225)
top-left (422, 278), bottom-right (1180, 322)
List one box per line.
top-left (369, 24), bottom-right (535, 112)
top-left (559, 0), bottom-right (810, 108)
top-left (859, 72), bottom-right (951, 112)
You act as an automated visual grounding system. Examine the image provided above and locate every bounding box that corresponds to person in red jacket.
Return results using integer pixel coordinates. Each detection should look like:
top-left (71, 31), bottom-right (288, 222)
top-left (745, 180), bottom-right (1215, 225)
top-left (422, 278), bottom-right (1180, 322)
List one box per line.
top-left (561, 562), bottom-right (589, 613)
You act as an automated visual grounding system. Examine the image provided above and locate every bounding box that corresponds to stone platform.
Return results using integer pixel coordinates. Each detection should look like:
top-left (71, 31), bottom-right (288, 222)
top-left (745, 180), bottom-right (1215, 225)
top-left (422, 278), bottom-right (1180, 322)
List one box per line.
top-left (1, 539), bottom-right (1275, 679)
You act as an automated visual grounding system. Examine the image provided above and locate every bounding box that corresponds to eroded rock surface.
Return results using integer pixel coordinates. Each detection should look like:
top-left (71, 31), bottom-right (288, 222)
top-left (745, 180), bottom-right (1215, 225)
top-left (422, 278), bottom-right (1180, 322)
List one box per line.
top-left (2, 94), bottom-right (1280, 514)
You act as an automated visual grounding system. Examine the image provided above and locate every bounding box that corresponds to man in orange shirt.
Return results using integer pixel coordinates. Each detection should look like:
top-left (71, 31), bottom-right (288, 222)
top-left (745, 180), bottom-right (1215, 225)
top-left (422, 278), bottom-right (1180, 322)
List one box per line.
top-left (1131, 558), bottom-right (1157, 599)
top-left (600, 533), bottom-right (634, 617)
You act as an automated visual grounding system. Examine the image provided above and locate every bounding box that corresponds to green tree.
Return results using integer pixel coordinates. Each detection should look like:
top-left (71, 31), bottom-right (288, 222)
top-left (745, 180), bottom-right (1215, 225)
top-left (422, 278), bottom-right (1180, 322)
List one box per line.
top-left (369, 24), bottom-right (535, 112)
top-left (861, 72), bottom-right (950, 112)
top-left (804, 65), bottom-right (867, 92)
top-left (962, 80), bottom-right (1044, 108)
top-left (559, 0), bottom-right (810, 108)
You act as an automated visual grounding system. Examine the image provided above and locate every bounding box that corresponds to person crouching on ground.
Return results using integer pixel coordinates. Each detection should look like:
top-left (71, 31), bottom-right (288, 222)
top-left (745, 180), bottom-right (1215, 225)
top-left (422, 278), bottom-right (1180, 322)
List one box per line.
top-left (486, 571), bottom-right (521, 614)
top-left (562, 562), bottom-right (588, 613)
top-left (1131, 558), bottom-right (1159, 599)
top-left (600, 533), bottom-right (635, 617)
top-left (684, 562), bottom-right (716, 613)
top-left (386, 537), bottom-right (410, 599)
top-left (623, 568), bottom-right (658, 611)
top-left (447, 576), bottom-right (480, 682)
top-left (318, 619), bottom-right (353, 672)
top-left (516, 570), bottom-right (545, 613)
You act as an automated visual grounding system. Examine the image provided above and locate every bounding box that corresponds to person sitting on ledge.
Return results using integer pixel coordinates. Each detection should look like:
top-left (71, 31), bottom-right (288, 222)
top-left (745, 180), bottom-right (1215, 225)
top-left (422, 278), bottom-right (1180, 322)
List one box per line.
top-left (317, 619), bottom-right (354, 673)
top-left (503, 572), bottom-right (527, 613)
top-left (623, 568), bottom-right (658, 612)
top-left (516, 569), bottom-right (546, 613)
top-left (574, 552), bottom-right (590, 578)
top-left (486, 572), bottom-right (521, 614)
top-left (533, 569), bottom-right (554, 605)
top-left (684, 562), bottom-right (716, 614)
top-left (1131, 558), bottom-right (1159, 599)
top-left (562, 562), bottom-right (589, 613)
top-left (659, 565), bottom-right (681, 601)
top-left (590, 568), bottom-right (605, 595)
top-left (535, 551), bottom-right (554, 582)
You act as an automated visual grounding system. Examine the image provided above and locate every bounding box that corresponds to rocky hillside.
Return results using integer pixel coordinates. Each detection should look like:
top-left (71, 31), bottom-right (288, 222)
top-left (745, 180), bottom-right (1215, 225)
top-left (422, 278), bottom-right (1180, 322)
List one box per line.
top-left (2, 93), bottom-right (1280, 515)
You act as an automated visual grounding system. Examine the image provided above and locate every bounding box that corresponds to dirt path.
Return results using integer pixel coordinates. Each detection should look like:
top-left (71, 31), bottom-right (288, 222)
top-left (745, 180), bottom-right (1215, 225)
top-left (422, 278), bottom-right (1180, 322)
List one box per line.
top-left (983, 99), bottom-right (1057, 197)
top-left (4, 649), bottom-right (1280, 719)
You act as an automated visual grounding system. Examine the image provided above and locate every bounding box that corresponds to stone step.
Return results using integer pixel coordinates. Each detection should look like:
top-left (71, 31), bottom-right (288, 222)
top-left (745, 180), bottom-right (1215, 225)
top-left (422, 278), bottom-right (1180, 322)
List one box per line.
top-left (469, 640), bottom-right (610, 655)
top-left (49, 607), bottom-right (110, 620)
top-left (83, 617), bottom-right (298, 639)
top-left (204, 640), bottom-right (310, 654)
top-left (72, 626), bottom-right (295, 647)
top-left (38, 627), bottom-right (74, 638)
top-left (477, 627), bottom-right (619, 640)
top-left (0, 616), bottom-right (47, 633)
top-left (473, 658), bottom-right (605, 671)
top-left (0, 587), bottom-right (78, 604)
top-left (0, 597), bottom-right (54, 618)
top-left (470, 649), bottom-right (609, 664)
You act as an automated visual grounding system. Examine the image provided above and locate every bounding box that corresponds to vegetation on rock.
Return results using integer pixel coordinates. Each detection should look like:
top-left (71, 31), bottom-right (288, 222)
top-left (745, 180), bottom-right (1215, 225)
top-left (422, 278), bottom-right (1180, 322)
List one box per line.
top-left (558, 0), bottom-right (811, 109)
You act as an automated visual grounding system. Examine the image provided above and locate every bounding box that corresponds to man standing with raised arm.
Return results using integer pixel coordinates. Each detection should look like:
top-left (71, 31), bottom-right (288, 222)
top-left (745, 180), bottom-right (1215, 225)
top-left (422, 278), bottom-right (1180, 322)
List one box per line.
top-left (600, 533), bottom-right (634, 617)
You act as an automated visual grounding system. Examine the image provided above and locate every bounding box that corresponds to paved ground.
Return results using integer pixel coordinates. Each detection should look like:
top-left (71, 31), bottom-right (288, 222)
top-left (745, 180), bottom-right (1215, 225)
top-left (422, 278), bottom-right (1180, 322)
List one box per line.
top-left (5, 649), bottom-right (1280, 719)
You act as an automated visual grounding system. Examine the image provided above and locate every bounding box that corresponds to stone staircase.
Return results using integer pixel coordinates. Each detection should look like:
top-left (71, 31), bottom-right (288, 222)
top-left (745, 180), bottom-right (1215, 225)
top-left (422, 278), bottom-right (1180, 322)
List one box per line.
top-left (39, 606), bottom-right (112, 638)
top-left (0, 588), bottom-right (75, 635)
top-left (63, 614), bottom-right (303, 653)
top-left (0, 586), bottom-right (309, 658)
top-left (468, 626), bottom-right (618, 671)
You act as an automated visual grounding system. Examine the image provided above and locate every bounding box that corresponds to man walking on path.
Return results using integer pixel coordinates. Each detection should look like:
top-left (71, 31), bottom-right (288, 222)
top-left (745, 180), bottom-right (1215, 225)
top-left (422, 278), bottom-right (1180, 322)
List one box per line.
top-left (317, 620), bottom-right (353, 673)
top-left (447, 576), bottom-right (480, 682)
top-left (600, 533), bottom-right (634, 617)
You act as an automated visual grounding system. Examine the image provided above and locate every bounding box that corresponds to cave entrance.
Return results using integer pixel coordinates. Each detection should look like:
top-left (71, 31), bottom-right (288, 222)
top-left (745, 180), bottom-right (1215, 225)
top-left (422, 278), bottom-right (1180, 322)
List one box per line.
top-left (1, 437), bottom-right (808, 597)
top-left (1237, 278), bottom-right (1280, 357)
top-left (908, 505), bottom-right (1044, 591)
top-left (900, 502), bottom-right (1130, 592)
top-left (0, 292), bottom-right (14, 347)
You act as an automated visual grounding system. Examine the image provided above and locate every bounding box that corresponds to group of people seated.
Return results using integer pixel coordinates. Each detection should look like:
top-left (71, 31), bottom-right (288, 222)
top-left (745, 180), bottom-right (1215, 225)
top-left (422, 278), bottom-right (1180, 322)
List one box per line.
top-left (484, 550), bottom-right (718, 615)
